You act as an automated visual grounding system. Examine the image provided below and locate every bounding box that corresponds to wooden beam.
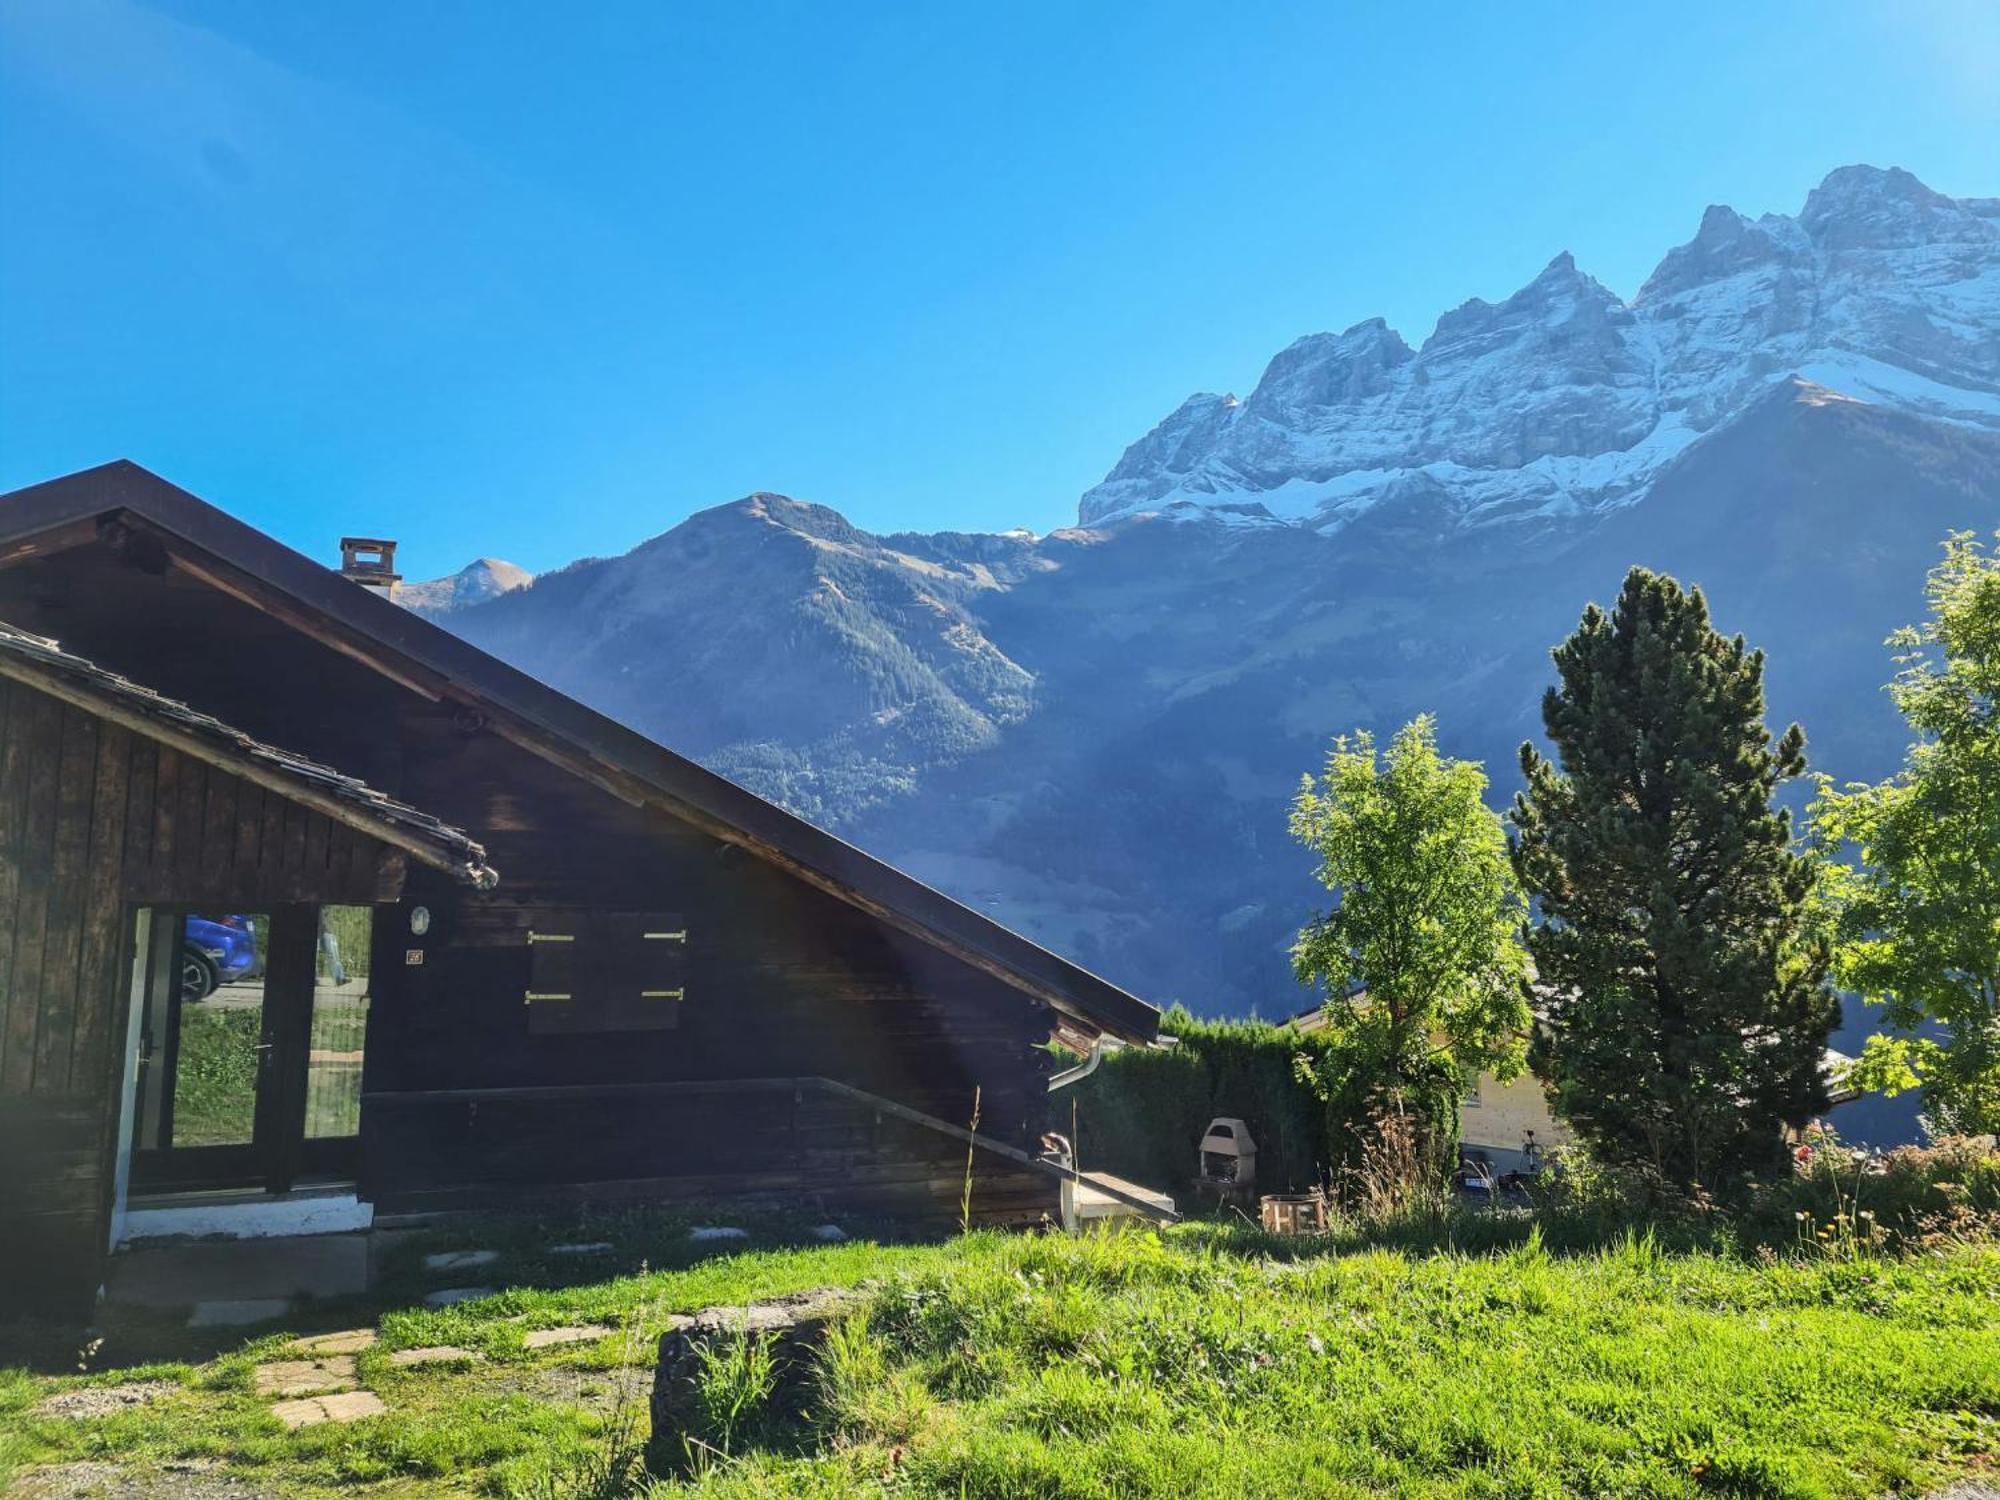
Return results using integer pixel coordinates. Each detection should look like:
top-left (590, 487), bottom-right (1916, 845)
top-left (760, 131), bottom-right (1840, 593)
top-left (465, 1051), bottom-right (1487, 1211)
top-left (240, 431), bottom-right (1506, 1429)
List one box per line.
top-left (0, 518), bottom-right (101, 571)
top-left (361, 1074), bottom-right (1181, 1223)
top-left (140, 531), bottom-right (449, 704)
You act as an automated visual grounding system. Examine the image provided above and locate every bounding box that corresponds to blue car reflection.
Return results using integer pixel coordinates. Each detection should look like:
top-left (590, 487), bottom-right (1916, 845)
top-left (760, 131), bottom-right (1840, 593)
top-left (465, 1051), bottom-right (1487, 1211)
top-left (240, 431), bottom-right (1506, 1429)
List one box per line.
top-left (182, 914), bottom-right (258, 1002)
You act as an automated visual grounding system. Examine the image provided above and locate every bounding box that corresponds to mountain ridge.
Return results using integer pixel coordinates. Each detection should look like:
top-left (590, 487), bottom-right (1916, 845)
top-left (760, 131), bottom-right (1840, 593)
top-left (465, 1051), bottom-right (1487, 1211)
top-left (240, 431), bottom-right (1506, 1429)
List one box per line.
top-left (436, 164), bottom-right (1999, 1133)
top-left (1078, 165), bottom-right (2000, 534)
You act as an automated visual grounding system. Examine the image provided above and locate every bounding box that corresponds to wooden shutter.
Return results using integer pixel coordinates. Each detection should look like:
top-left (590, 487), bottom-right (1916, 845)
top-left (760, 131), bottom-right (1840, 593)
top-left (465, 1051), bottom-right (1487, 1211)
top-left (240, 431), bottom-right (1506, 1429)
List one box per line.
top-left (525, 922), bottom-right (579, 1006)
top-left (525, 911), bottom-right (685, 1034)
top-left (595, 911), bottom-right (685, 1031)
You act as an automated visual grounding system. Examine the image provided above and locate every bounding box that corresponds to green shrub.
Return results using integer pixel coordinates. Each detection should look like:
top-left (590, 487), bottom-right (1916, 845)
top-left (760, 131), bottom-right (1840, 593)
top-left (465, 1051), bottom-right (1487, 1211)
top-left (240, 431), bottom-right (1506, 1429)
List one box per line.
top-left (1734, 1134), bottom-right (2000, 1253)
top-left (1514, 1134), bottom-right (2000, 1258)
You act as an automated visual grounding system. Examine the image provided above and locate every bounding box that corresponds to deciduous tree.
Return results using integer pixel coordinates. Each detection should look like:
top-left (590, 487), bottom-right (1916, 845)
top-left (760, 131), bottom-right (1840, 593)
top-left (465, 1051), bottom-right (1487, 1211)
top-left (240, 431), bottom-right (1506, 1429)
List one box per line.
top-left (1290, 715), bottom-right (1531, 1166)
top-left (1812, 533), bottom-right (2000, 1135)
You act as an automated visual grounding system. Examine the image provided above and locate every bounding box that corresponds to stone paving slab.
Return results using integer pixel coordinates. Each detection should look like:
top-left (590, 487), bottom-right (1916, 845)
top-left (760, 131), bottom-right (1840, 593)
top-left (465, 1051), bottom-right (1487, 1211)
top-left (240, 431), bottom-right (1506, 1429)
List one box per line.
top-left (675, 1288), bottom-right (863, 1338)
top-left (387, 1344), bottom-right (481, 1367)
top-left (423, 1286), bottom-right (496, 1307)
top-left (252, 1357), bottom-right (356, 1397)
top-left (688, 1226), bottom-right (748, 1243)
top-left (289, 1329), bottom-right (376, 1355)
top-left (422, 1249), bottom-right (499, 1271)
top-left (271, 1390), bottom-right (387, 1429)
top-left (523, 1324), bottom-right (614, 1349)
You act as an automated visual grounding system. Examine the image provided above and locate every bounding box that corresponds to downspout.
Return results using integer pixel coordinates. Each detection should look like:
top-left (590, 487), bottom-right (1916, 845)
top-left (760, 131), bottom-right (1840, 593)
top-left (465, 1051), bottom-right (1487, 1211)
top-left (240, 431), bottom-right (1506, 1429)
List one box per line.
top-left (1048, 1033), bottom-right (1177, 1092)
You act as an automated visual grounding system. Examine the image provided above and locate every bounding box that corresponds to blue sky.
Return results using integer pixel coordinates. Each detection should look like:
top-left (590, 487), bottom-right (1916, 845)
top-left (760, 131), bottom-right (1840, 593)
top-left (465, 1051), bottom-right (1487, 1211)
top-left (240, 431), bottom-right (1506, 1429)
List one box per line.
top-left (3, 1), bottom-right (1995, 577)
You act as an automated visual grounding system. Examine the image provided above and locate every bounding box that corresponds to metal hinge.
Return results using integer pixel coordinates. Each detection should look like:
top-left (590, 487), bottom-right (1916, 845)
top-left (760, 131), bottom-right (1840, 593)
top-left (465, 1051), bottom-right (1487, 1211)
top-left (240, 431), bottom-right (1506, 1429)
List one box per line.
top-left (523, 991), bottom-right (573, 1003)
top-left (640, 988), bottom-right (685, 1001)
top-left (527, 931), bottom-right (574, 944)
top-left (642, 930), bottom-right (688, 943)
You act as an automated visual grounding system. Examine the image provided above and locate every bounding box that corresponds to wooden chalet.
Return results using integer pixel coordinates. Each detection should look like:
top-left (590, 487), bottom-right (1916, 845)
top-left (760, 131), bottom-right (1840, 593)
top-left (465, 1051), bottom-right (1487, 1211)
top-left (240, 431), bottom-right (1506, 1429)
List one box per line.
top-left (0, 462), bottom-right (1162, 1317)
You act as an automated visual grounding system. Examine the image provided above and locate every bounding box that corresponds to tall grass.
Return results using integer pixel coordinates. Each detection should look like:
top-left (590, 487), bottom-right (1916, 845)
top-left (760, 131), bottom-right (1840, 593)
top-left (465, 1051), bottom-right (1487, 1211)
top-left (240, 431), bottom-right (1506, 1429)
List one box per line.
top-left (689, 1327), bottom-right (778, 1459)
top-left (958, 1087), bottom-right (981, 1236)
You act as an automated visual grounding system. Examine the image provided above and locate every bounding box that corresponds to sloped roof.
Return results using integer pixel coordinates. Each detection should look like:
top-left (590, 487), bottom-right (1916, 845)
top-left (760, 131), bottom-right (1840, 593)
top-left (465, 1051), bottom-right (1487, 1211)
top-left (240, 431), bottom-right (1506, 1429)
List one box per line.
top-left (0, 618), bottom-right (498, 889)
top-left (0, 462), bottom-right (1159, 1043)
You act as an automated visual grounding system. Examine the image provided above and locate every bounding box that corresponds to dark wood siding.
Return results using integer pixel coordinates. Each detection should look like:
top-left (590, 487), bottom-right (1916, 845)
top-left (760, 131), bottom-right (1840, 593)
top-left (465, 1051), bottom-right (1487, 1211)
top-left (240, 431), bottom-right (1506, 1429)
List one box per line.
top-left (361, 736), bottom-right (1056, 1219)
top-left (0, 674), bottom-right (400, 1316)
top-left (0, 541), bottom-right (1068, 1249)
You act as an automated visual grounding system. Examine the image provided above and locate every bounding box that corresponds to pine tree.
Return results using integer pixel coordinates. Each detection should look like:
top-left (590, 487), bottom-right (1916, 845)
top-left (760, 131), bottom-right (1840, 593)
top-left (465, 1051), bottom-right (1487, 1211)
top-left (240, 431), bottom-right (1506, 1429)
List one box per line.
top-left (1510, 568), bottom-right (1838, 1186)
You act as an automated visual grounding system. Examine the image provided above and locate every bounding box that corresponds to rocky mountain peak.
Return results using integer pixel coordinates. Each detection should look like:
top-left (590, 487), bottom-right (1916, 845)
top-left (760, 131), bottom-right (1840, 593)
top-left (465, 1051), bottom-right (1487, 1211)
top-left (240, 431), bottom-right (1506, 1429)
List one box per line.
top-left (1245, 320), bottom-right (1414, 417)
top-left (1078, 166), bottom-right (1998, 530)
top-left (1636, 204), bottom-right (1801, 305)
top-left (1800, 164), bottom-right (1963, 243)
top-left (399, 556), bottom-right (534, 615)
top-left (1423, 251), bottom-right (1631, 368)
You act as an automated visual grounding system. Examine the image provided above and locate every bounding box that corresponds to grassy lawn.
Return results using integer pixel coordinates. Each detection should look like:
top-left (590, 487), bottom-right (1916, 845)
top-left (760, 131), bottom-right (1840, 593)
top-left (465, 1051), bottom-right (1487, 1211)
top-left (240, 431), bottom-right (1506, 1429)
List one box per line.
top-left (3, 1213), bottom-right (1997, 1498)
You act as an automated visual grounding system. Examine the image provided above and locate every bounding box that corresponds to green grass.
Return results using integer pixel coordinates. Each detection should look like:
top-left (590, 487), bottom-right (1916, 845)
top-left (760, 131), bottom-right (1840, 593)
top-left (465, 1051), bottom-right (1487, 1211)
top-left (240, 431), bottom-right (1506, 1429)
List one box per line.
top-left (170, 1003), bottom-right (264, 1146)
top-left (4, 1215), bottom-right (1997, 1498)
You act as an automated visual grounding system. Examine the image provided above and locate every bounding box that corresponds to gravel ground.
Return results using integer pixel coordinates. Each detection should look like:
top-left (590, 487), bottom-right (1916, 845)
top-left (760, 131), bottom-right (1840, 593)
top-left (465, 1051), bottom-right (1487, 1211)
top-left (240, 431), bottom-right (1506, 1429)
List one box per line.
top-left (9, 1459), bottom-right (282, 1498)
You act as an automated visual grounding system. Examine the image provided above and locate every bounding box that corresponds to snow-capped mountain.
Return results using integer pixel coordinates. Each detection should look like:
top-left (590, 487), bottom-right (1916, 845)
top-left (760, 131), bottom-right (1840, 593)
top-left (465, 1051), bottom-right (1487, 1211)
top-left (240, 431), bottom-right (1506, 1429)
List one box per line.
top-left (439, 166), bottom-right (1998, 1143)
top-left (399, 557), bottom-right (534, 615)
top-left (1080, 167), bottom-right (2000, 532)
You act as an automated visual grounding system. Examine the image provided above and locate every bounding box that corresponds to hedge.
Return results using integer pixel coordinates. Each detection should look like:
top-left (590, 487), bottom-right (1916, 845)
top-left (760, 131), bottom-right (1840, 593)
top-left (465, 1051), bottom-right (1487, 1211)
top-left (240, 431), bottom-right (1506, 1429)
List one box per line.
top-left (1059, 1007), bottom-right (1346, 1194)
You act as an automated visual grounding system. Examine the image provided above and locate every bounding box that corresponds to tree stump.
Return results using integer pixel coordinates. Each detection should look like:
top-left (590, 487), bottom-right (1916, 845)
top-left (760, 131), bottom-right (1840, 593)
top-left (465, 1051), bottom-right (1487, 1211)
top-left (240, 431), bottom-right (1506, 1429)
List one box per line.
top-left (649, 1287), bottom-right (864, 1454)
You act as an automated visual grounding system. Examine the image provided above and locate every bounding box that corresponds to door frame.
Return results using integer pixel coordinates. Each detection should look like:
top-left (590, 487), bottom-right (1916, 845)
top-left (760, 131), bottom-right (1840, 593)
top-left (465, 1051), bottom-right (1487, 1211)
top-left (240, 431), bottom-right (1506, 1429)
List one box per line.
top-left (130, 902), bottom-right (356, 1195)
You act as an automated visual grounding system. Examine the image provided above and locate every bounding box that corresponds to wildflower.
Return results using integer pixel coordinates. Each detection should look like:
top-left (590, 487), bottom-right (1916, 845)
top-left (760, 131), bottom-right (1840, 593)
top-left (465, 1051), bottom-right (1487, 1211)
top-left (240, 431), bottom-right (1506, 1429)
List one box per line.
top-left (1795, 1211), bottom-right (1809, 1221)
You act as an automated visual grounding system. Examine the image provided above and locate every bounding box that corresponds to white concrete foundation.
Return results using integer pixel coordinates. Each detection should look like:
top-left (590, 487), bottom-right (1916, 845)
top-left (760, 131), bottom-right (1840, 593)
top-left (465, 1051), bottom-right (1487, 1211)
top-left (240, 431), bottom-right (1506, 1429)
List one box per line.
top-left (120, 1191), bottom-right (373, 1245)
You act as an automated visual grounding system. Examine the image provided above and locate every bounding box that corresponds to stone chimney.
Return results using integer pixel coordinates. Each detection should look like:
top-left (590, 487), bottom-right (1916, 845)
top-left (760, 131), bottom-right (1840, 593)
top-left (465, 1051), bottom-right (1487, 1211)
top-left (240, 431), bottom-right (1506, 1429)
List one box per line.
top-left (338, 537), bottom-right (401, 600)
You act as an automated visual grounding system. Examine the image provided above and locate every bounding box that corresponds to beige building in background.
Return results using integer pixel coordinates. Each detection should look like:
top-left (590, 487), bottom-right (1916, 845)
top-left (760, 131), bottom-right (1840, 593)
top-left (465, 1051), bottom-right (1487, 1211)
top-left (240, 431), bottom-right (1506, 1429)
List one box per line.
top-left (1289, 1004), bottom-right (1857, 1174)
top-left (1286, 1004), bottom-right (1568, 1171)
top-left (1459, 1070), bottom-right (1569, 1171)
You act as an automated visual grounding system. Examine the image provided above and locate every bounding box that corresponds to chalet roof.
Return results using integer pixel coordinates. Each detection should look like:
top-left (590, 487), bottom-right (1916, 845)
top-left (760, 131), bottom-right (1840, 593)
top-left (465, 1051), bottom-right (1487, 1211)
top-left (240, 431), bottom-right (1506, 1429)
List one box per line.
top-left (0, 462), bottom-right (1160, 1044)
top-left (0, 617), bottom-right (499, 890)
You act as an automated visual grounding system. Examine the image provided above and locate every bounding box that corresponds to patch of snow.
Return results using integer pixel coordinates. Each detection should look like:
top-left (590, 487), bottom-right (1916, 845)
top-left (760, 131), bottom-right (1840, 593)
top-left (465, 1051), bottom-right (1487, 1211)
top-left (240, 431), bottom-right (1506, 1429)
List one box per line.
top-left (1794, 354), bottom-right (2000, 427)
